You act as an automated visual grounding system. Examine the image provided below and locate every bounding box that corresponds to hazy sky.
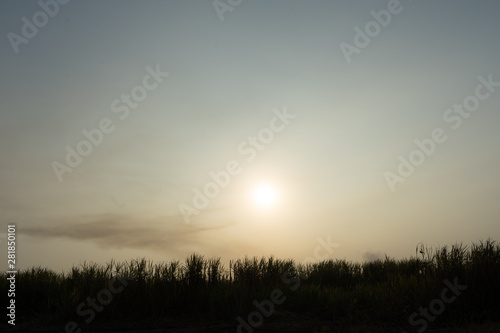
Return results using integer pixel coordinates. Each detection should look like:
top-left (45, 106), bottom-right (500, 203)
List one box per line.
top-left (1, 0), bottom-right (499, 272)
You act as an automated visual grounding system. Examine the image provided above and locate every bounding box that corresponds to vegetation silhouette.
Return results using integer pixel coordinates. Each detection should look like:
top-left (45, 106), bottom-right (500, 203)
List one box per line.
top-left (2, 239), bottom-right (499, 332)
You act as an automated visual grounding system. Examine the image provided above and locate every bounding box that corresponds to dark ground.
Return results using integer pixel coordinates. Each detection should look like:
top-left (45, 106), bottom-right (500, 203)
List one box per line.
top-left (4, 317), bottom-right (500, 333)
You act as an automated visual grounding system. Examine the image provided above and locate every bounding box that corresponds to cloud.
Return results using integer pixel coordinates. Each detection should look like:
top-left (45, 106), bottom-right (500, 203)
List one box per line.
top-left (362, 251), bottom-right (384, 262)
top-left (20, 213), bottom-right (236, 255)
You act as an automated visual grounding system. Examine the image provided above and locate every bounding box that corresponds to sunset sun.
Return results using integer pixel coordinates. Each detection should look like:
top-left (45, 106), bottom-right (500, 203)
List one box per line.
top-left (252, 184), bottom-right (279, 209)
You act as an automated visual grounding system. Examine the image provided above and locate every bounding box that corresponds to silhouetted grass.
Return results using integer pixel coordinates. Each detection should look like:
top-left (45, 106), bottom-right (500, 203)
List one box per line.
top-left (2, 239), bottom-right (499, 331)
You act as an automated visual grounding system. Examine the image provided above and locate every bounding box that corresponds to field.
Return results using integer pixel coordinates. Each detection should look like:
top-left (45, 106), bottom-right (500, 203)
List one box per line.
top-left (2, 240), bottom-right (500, 332)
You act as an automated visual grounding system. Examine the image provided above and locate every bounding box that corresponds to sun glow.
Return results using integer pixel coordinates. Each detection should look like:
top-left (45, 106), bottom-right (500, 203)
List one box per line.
top-left (252, 184), bottom-right (279, 209)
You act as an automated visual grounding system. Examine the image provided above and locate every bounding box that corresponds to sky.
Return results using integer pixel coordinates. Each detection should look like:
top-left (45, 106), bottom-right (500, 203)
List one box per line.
top-left (0, 0), bottom-right (499, 273)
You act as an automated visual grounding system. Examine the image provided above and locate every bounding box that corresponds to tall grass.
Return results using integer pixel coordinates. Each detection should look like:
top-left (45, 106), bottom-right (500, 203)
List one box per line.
top-left (2, 240), bottom-right (499, 329)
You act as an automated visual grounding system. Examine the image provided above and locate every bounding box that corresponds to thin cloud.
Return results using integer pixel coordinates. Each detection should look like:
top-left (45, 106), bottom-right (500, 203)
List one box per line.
top-left (21, 213), bottom-right (236, 254)
top-left (362, 251), bottom-right (385, 262)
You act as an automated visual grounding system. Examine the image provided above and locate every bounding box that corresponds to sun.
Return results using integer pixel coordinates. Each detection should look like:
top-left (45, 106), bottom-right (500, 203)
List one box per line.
top-left (252, 184), bottom-right (279, 209)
